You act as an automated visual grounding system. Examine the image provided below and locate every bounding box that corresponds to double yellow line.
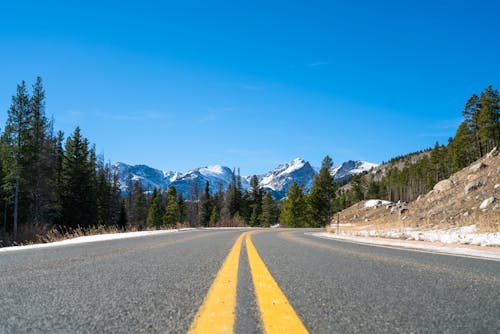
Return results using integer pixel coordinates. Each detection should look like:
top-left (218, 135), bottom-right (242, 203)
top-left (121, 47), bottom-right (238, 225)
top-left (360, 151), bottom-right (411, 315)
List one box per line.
top-left (189, 231), bottom-right (309, 334)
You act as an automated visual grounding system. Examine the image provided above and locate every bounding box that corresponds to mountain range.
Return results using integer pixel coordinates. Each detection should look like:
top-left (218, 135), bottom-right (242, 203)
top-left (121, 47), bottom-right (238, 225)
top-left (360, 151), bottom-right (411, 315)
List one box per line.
top-left (115, 158), bottom-right (378, 200)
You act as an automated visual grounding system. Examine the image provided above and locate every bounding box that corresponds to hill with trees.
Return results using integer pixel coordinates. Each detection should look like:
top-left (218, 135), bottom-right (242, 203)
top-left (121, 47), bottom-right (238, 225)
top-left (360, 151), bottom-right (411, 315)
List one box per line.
top-left (336, 85), bottom-right (499, 210)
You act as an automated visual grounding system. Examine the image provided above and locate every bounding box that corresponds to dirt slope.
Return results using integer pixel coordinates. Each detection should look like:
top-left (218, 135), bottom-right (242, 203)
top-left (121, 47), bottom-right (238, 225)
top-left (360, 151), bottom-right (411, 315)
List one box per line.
top-left (332, 148), bottom-right (500, 233)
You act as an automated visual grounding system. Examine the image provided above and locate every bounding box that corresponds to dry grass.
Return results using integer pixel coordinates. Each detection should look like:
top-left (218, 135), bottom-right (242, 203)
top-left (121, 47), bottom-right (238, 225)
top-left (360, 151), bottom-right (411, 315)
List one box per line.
top-left (6, 222), bottom-right (187, 247)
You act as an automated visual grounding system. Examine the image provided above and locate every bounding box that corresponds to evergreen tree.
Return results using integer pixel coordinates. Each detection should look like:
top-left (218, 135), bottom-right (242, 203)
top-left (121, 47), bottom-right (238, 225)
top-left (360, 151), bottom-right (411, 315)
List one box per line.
top-left (163, 185), bottom-right (180, 226)
top-left (131, 181), bottom-right (148, 228)
top-left (27, 76), bottom-right (55, 228)
top-left (453, 121), bottom-right (474, 171)
top-left (223, 169), bottom-right (243, 220)
top-left (2, 81), bottom-right (31, 238)
top-left (60, 127), bottom-right (97, 229)
top-left (478, 85), bottom-right (500, 152)
top-left (147, 189), bottom-right (164, 229)
top-left (308, 156), bottom-right (336, 227)
top-left (177, 192), bottom-right (186, 224)
top-left (248, 175), bottom-right (263, 226)
top-left (198, 181), bottom-right (212, 227)
top-left (117, 199), bottom-right (128, 229)
top-left (280, 183), bottom-right (309, 227)
top-left (209, 206), bottom-right (219, 227)
top-left (463, 93), bottom-right (482, 157)
top-left (260, 192), bottom-right (279, 227)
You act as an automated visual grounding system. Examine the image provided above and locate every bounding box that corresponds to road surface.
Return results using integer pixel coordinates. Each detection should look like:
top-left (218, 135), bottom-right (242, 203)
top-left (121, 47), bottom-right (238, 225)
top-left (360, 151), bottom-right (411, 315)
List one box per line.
top-left (1, 229), bottom-right (499, 333)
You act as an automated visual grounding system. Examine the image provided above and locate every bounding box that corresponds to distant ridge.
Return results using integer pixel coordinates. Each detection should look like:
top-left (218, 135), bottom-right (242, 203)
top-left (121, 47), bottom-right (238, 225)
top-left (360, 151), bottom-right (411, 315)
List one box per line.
top-left (115, 158), bottom-right (378, 199)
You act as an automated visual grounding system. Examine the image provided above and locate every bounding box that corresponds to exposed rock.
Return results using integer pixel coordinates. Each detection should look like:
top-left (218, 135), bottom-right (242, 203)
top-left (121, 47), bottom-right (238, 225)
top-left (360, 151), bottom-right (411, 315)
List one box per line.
top-left (494, 184), bottom-right (500, 190)
top-left (469, 162), bottom-right (487, 173)
top-left (433, 179), bottom-right (454, 192)
top-left (480, 197), bottom-right (496, 210)
top-left (464, 181), bottom-right (484, 194)
top-left (486, 147), bottom-right (498, 158)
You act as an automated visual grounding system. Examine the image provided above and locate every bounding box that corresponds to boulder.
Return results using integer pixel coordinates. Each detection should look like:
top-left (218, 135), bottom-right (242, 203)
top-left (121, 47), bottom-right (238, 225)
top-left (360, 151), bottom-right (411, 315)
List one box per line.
top-left (433, 179), bottom-right (454, 192)
top-left (464, 181), bottom-right (484, 194)
top-left (480, 197), bottom-right (496, 210)
top-left (469, 162), bottom-right (487, 173)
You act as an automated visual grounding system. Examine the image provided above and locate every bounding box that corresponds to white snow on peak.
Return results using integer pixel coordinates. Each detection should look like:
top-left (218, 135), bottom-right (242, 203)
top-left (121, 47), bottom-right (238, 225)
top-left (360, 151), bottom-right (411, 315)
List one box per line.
top-left (331, 160), bottom-right (379, 180)
top-left (259, 158), bottom-right (313, 192)
top-left (352, 161), bottom-right (378, 173)
top-left (199, 165), bottom-right (226, 176)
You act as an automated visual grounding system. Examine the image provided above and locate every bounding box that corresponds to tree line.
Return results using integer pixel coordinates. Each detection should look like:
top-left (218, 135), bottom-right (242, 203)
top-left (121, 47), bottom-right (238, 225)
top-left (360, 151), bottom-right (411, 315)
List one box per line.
top-left (0, 77), bottom-right (338, 244)
top-left (0, 78), bottom-right (126, 243)
top-left (337, 85), bottom-right (499, 208)
top-left (4, 78), bottom-right (490, 242)
top-left (140, 155), bottom-right (338, 229)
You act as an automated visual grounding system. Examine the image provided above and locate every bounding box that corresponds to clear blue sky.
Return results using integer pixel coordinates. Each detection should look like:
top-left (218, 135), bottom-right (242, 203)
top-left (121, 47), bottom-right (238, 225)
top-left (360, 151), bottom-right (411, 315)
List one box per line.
top-left (0, 1), bottom-right (499, 175)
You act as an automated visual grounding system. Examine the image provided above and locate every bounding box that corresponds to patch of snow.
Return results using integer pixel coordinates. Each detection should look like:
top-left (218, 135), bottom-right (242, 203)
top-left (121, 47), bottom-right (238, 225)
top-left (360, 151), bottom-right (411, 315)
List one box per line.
top-left (364, 199), bottom-right (392, 208)
top-left (310, 232), bottom-right (500, 260)
top-left (322, 224), bottom-right (500, 247)
top-left (0, 229), bottom-right (195, 253)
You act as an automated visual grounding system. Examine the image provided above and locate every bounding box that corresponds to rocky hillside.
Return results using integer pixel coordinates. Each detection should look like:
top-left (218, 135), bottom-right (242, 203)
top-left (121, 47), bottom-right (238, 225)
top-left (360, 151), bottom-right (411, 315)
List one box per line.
top-left (332, 148), bottom-right (500, 234)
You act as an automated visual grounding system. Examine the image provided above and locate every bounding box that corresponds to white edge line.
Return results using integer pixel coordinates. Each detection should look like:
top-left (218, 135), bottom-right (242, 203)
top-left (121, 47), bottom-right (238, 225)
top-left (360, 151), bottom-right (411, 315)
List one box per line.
top-left (306, 232), bottom-right (500, 262)
top-left (0, 228), bottom-right (196, 253)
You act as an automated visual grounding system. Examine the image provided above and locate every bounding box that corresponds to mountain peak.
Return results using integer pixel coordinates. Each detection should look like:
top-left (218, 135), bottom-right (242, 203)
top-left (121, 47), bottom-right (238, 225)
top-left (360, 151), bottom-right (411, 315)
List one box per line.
top-left (116, 158), bottom-right (378, 199)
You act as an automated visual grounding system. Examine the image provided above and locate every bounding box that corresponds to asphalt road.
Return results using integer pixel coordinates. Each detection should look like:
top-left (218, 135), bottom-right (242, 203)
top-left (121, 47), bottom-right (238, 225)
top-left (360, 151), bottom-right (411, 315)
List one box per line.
top-left (1, 229), bottom-right (499, 333)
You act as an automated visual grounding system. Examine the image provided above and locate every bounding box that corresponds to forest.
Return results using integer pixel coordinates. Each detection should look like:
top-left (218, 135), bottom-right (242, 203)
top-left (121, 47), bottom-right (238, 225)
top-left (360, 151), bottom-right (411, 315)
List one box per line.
top-left (0, 78), bottom-right (498, 244)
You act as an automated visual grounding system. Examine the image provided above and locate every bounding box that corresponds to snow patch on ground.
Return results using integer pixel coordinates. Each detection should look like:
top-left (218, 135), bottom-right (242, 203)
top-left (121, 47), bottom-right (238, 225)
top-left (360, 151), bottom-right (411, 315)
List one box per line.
top-left (311, 232), bottom-right (500, 260)
top-left (364, 199), bottom-right (392, 208)
top-left (0, 228), bottom-right (194, 253)
top-left (350, 224), bottom-right (500, 247)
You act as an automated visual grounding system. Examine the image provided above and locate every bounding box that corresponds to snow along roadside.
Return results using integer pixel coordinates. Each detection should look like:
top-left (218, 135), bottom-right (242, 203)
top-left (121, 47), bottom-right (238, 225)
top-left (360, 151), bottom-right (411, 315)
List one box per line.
top-left (0, 228), bottom-right (195, 253)
top-left (309, 232), bottom-right (500, 261)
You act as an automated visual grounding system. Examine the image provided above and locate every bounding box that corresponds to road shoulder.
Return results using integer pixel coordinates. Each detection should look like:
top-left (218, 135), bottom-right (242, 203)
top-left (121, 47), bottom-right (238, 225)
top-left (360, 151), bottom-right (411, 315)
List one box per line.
top-left (309, 232), bottom-right (500, 261)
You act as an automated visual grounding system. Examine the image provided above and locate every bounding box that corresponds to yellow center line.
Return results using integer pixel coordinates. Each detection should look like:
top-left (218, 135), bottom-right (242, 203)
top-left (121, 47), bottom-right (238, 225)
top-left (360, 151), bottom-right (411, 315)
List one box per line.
top-left (188, 231), bottom-right (248, 334)
top-left (246, 234), bottom-right (309, 334)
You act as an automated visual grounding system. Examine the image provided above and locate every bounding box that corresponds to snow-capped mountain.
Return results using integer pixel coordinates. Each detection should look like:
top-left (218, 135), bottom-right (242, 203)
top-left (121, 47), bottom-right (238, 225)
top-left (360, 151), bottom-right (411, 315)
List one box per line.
top-left (115, 163), bottom-right (172, 192)
top-left (115, 163), bottom-right (249, 198)
top-left (167, 165), bottom-right (249, 198)
top-left (330, 160), bottom-right (378, 182)
top-left (255, 158), bottom-right (317, 199)
top-left (116, 158), bottom-right (378, 200)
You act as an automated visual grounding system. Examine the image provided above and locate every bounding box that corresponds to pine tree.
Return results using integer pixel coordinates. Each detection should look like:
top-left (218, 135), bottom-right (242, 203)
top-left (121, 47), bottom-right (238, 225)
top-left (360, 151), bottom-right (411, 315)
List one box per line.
top-left (163, 185), bottom-right (180, 226)
top-left (60, 127), bottom-right (97, 229)
top-left (27, 76), bottom-right (54, 227)
top-left (248, 175), bottom-right (263, 226)
top-left (453, 121), bottom-right (473, 171)
top-left (131, 181), bottom-right (148, 228)
top-left (198, 181), bottom-right (212, 227)
top-left (117, 199), bottom-right (128, 229)
top-left (280, 183), bottom-right (309, 227)
top-left (177, 192), bottom-right (186, 224)
top-left (463, 93), bottom-right (482, 158)
top-left (147, 189), bottom-right (164, 229)
top-left (209, 206), bottom-right (219, 227)
top-left (3, 81), bottom-right (33, 238)
top-left (478, 86), bottom-right (500, 152)
top-left (261, 192), bottom-right (278, 227)
top-left (308, 156), bottom-right (336, 227)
